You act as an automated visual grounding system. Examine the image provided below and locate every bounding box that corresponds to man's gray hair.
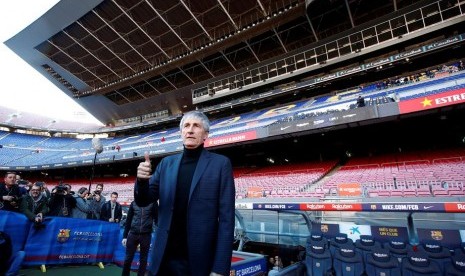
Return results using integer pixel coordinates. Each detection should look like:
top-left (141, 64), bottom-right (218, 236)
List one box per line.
top-left (179, 111), bottom-right (210, 132)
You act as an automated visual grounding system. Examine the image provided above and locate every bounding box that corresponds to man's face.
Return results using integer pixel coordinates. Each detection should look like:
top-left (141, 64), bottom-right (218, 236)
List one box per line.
top-left (111, 194), bottom-right (118, 203)
top-left (181, 117), bottom-right (208, 149)
top-left (30, 186), bottom-right (41, 198)
top-left (4, 173), bottom-right (16, 186)
top-left (96, 185), bottom-right (103, 193)
top-left (80, 190), bottom-right (89, 198)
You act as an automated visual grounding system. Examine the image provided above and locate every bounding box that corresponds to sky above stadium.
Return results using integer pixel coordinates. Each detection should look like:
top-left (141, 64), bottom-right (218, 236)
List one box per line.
top-left (0, 0), bottom-right (103, 125)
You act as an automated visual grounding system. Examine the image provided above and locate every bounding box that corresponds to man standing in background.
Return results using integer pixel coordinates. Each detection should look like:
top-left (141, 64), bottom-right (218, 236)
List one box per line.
top-left (100, 192), bottom-right (122, 223)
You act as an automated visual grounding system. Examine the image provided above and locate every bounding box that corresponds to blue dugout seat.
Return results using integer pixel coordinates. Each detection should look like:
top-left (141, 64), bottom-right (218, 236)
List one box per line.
top-left (401, 251), bottom-right (442, 276)
top-left (365, 247), bottom-right (401, 276)
top-left (416, 240), bottom-right (452, 274)
top-left (332, 244), bottom-right (364, 276)
top-left (329, 233), bottom-right (353, 257)
top-left (383, 239), bottom-right (413, 263)
top-left (305, 240), bottom-right (332, 276)
top-left (445, 253), bottom-right (465, 275)
top-left (354, 235), bottom-right (381, 264)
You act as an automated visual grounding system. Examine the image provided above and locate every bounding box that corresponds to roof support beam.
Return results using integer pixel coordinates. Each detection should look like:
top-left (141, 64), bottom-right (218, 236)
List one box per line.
top-left (344, 0), bottom-right (355, 28)
top-left (145, 0), bottom-right (191, 51)
top-left (179, 1), bottom-right (235, 72)
top-left (76, 21), bottom-right (136, 74)
top-left (62, 30), bottom-right (122, 79)
top-left (217, 0), bottom-right (260, 62)
top-left (220, 51), bottom-right (237, 71)
top-left (47, 40), bottom-right (106, 84)
top-left (256, 0), bottom-right (288, 53)
top-left (161, 74), bottom-right (178, 90)
top-left (92, 9), bottom-right (155, 65)
top-left (305, 14), bottom-right (319, 42)
top-left (179, 0), bottom-right (213, 40)
top-left (110, 1), bottom-right (171, 60)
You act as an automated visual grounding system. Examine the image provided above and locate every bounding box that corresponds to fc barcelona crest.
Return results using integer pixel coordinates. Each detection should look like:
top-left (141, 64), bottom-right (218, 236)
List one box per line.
top-left (57, 229), bottom-right (70, 243)
top-left (430, 230), bottom-right (443, 241)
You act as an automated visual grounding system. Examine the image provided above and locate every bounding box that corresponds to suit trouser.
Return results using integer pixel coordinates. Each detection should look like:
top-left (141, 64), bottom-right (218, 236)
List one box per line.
top-left (122, 232), bottom-right (151, 276)
top-left (155, 254), bottom-right (191, 276)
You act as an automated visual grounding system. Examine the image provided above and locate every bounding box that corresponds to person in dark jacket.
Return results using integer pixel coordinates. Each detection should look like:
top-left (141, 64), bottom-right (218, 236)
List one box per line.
top-left (47, 184), bottom-right (76, 217)
top-left (121, 200), bottom-right (157, 276)
top-left (135, 111), bottom-right (235, 276)
top-left (72, 187), bottom-right (100, 219)
top-left (0, 172), bottom-right (23, 212)
top-left (19, 183), bottom-right (49, 224)
top-left (100, 192), bottom-right (123, 223)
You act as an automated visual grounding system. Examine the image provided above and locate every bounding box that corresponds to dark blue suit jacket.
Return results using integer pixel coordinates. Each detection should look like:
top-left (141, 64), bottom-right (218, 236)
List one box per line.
top-left (135, 148), bottom-right (235, 276)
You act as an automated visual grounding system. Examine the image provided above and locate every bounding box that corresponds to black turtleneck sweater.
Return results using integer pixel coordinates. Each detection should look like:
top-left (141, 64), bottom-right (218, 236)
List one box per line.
top-left (166, 144), bottom-right (203, 258)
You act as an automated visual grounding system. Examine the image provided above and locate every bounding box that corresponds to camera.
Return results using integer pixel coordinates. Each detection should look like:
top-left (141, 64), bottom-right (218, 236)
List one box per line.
top-left (10, 195), bottom-right (20, 205)
top-left (55, 184), bottom-right (67, 195)
top-left (16, 179), bottom-right (28, 185)
top-left (35, 181), bottom-right (45, 187)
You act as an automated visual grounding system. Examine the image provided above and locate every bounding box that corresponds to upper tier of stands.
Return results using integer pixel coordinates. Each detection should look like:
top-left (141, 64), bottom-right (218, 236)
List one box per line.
top-left (2, 60), bottom-right (464, 168)
top-left (0, 106), bottom-right (103, 132)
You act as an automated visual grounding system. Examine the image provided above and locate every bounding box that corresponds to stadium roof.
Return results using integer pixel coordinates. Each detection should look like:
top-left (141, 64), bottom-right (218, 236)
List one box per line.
top-left (5, 0), bottom-right (427, 126)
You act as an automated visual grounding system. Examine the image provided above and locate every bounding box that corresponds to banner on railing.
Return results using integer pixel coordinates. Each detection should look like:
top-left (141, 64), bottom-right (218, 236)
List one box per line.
top-left (23, 217), bottom-right (119, 265)
top-left (247, 187), bottom-right (264, 198)
top-left (371, 226), bottom-right (409, 243)
top-left (417, 228), bottom-right (461, 249)
top-left (337, 183), bottom-right (362, 196)
top-left (0, 210), bottom-right (31, 255)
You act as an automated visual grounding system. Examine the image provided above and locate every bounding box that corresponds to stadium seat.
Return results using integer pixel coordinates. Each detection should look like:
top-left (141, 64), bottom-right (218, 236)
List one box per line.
top-left (453, 242), bottom-right (465, 256)
top-left (365, 247), bottom-right (401, 276)
top-left (416, 240), bottom-right (452, 274)
top-left (329, 233), bottom-right (353, 257)
top-left (445, 253), bottom-right (465, 275)
top-left (332, 244), bottom-right (364, 276)
top-left (354, 235), bottom-right (381, 263)
top-left (401, 251), bottom-right (442, 276)
top-left (305, 240), bottom-right (332, 276)
top-left (306, 232), bottom-right (329, 248)
top-left (383, 239), bottom-right (413, 263)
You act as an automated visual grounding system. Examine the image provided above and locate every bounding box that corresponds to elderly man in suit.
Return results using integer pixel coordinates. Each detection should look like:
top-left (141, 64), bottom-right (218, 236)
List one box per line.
top-left (135, 111), bottom-right (235, 276)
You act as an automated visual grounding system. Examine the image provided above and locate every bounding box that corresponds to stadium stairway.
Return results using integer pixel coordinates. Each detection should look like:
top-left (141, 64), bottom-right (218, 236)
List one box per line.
top-left (306, 163), bottom-right (342, 194)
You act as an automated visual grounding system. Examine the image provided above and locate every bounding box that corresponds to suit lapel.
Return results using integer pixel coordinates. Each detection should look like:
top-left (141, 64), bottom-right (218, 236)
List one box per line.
top-left (189, 149), bottom-right (209, 200)
top-left (168, 153), bottom-right (183, 204)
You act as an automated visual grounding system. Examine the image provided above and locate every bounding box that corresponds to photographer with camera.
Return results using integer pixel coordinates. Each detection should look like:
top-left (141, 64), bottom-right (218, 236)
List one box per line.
top-left (0, 172), bottom-right (23, 212)
top-left (48, 183), bottom-right (76, 217)
top-left (15, 175), bottom-right (29, 196)
top-left (72, 187), bottom-right (101, 219)
top-left (86, 183), bottom-right (106, 220)
top-left (19, 183), bottom-right (49, 227)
